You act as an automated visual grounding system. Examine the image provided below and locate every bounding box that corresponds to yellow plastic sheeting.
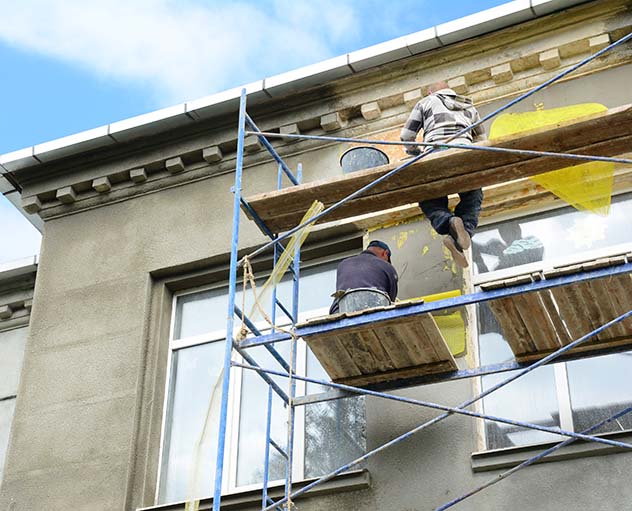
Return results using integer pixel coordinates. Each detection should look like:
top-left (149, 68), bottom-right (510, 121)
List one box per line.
top-left (404, 289), bottom-right (466, 357)
top-left (434, 311), bottom-right (466, 358)
top-left (489, 103), bottom-right (614, 216)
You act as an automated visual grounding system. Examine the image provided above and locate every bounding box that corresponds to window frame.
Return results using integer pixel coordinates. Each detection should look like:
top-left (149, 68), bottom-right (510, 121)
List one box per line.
top-left (155, 251), bottom-right (361, 504)
top-left (471, 192), bottom-right (632, 451)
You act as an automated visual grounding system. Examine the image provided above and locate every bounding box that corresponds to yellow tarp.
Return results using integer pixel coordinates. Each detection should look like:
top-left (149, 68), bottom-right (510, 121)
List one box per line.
top-left (489, 103), bottom-right (614, 216)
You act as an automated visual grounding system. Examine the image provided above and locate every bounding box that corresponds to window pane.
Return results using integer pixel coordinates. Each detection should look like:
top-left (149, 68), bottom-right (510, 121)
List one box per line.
top-left (0, 398), bottom-right (16, 482)
top-left (174, 263), bottom-right (337, 340)
top-left (236, 344), bottom-right (290, 487)
top-left (304, 350), bottom-right (366, 477)
top-left (567, 352), bottom-right (632, 434)
top-left (159, 341), bottom-right (225, 504)
top-left (482, 366), bottom-right (561, 449)
top-left (275, 263), bottom-right (338, 317)
top-left (473, 193), bottom-right (632, 275)
top-left (0, 327), bottom-right (28, 398)
top-left (174, 288), bottom-right (232, 340)
top-left (479, 330), bottom-right (561, 449)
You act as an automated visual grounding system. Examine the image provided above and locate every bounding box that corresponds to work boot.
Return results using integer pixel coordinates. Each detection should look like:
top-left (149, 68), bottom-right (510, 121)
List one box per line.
top-left (448, 216), bottom-right (471, 251)
top-left (443, 236), bottom-right (469, 268)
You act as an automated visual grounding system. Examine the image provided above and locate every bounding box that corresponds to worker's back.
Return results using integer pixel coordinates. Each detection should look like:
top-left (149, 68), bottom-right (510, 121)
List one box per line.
top-left (335, 250), bottom-right (398, 301)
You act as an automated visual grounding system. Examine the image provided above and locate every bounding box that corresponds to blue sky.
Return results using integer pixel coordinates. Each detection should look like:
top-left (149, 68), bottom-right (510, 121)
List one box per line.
top-left (0, 0), bottom-right (509, 265)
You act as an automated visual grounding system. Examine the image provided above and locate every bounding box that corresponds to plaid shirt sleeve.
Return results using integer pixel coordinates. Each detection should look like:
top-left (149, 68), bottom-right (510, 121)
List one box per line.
top-left (400, 100), bottom-right (429, 154)
top-left (471, 108), bottom-right (487, 141)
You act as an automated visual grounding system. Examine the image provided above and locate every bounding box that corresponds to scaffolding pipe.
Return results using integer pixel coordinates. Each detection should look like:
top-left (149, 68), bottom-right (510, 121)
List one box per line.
top-left (244, 130), bottom-right (632, 166)
top-left (257, 309), bottom-right (632, 511)
top-left (232, 342), bottom-right (289, 404)
top-left (240, 261), bottom-right (632, 348)
top-left (262, 386), bottom-right (273, 510)
top-left (233, 305), bottom-right (291, 374)
top-left (242, 30), bottom-right (632, 263)
top-left (233, 362), bottom-right (632, 450)
top-left (434, 404), bottom-right (632, 511)
top-left (212, 88), bottom-right (248, 511)
top-left (246, 114), bottom-right (299, 186)
top-left (284, 163), bottom-right (302, 506)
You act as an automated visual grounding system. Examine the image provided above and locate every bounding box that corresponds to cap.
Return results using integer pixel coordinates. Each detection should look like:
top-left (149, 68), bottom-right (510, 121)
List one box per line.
top-left (368, 240), bottom-right (392, 262)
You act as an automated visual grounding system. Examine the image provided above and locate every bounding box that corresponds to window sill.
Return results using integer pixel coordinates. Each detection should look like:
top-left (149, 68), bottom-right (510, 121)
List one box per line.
top-left (138, 469), bottom-right (370, 510)
top-left (471, 429), bottom-right (632, 472)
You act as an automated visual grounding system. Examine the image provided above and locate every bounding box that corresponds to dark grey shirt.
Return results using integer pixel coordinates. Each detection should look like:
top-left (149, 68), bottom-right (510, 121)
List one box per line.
top-left (333, 250), bottom-right (398, 307)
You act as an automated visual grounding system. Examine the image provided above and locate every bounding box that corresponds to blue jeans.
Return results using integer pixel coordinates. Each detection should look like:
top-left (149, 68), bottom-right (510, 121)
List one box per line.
top-left (418, 141), bottom-right (483, 236)
top-left (419, 189), bottom-right (483, 236)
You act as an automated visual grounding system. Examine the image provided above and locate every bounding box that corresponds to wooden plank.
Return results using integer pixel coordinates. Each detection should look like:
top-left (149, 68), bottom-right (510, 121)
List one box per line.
top-left (418, 313), bottom-right (455, 363)
top-left (488, 298), bottom-right (537, 356)
top-left (549, 285), bottom-right (590, 341)
top-left (516, 336), bottom-right (632, 363)
top-left (335, 333), bottom-right (379, 375)
top-left (575, 280), bottom-right (619, 342)
top-left (251, 105), bottom-right (632, 213)
top-left (372, 324), bottom-right (418, 367)
top-left (305, 336), bottom-right (362, 379)
top-left (334, 359), bottom-right (458, 387)
top-left (512, 292), bottom-right (561, 351)
top-left (393, 320), bottom-right (440, 365)
top-left (586, 278), bottom-right (629, 339)
top-left (538, 289), bottom-right (572, 346)
top-left (258, 130), bottom-right (632, 232)
top-left (604, 273), bottom-right (632, 333)
top-left (244, 105), bottom-right (632, 232)
top-left (336, 331), bottom-right (395, 374)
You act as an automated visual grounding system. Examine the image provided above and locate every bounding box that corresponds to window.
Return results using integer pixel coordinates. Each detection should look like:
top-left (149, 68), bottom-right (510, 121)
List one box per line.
top-left (0, 326), bottom-right (27, 482)
top-left (473, 194), bottom-right (632, 450)
top-left (157, 260), bottom-right (366, 504)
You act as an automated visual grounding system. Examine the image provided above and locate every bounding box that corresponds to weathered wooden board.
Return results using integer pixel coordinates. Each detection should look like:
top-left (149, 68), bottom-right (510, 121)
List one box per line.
top-left (303, 307), bottom-right (458, 388)
top-left (485, 260), bottom-right (632, 362)
top-left (244, 105), bottom-right (632, 232)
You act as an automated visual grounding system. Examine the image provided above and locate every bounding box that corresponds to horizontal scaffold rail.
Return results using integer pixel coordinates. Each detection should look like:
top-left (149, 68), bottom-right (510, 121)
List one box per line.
top-left (243, 104), bottom-right (632, 233)
top-left (240, 260), bottom-right (632, 348)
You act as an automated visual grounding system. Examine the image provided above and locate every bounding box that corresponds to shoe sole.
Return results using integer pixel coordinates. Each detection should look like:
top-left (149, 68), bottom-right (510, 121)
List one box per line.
top-left (443, 236), bottom-right (469, 268)
top-left (450, 217), bottom-right (471, 250)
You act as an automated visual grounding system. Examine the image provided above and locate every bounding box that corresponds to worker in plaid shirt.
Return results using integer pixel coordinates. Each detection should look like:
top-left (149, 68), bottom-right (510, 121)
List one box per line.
top-left (400, 81), bottom-right (486, 268)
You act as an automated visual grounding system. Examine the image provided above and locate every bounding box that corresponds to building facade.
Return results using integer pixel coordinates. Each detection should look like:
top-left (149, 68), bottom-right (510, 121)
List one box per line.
top-left (1, 1), bottom-right (632, 509)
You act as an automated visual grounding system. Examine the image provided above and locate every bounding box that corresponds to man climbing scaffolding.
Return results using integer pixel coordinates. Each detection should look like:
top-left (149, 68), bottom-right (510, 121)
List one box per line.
top-left (400, 80), bottom-right (486, 268)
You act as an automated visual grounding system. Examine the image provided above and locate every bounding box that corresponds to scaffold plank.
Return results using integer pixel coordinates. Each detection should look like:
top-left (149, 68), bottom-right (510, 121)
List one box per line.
top-left (485, 259), bottom-right (632, 362)
top-left (244, 105), bottom-right (632, 233)
top-left (303, 308), bottom-right (457, 387)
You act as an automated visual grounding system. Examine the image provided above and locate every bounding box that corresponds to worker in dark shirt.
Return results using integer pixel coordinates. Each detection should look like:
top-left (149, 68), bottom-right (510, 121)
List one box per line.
top-left (330, 240), bottom-right (398, 314)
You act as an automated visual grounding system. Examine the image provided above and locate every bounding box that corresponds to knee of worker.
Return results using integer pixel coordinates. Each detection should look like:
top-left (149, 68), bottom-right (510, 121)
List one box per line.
top-left (457, 188), bottom-right (483, 216)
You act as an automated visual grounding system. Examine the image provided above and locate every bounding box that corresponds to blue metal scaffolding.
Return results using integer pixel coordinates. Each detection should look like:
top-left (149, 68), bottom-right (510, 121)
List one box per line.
top-left (209, 31), bottom-right (632, 511)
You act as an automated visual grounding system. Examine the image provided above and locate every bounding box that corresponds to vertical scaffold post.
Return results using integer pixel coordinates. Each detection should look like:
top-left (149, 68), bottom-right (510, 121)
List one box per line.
top-left (262, 386), bottom-right (274, 510)
top-left (285, 162), bottom-right (302, 505)
top-left (213, 88), bottom-right (247, 511)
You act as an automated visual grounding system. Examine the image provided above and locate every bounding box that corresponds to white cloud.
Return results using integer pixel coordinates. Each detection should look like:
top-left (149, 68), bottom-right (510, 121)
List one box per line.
top-left (0, 0), bottom-right (364, 105)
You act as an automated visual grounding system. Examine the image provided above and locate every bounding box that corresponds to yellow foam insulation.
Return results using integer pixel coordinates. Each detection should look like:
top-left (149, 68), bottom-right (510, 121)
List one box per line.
top-left (489, 103), bottom-right (614, 216)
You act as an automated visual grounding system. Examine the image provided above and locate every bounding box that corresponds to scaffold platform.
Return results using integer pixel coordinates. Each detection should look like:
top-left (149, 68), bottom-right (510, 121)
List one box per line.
top-left (243, 104), bottom-right (632, 233)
